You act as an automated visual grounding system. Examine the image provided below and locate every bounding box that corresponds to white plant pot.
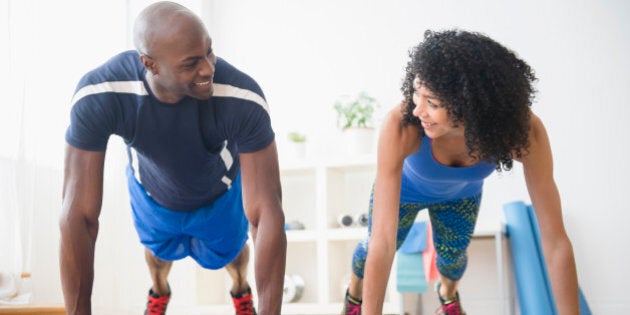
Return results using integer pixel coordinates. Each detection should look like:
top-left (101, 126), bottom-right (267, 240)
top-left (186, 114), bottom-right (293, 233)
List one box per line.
top-left (342, 127), bottom-right (375, 156)
top-left (287, 142), bottom-right (307, 159)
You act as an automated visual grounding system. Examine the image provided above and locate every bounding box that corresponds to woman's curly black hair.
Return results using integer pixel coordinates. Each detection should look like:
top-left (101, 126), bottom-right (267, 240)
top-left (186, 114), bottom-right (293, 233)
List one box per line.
top-left (401, 29), bottom-right (537, 171)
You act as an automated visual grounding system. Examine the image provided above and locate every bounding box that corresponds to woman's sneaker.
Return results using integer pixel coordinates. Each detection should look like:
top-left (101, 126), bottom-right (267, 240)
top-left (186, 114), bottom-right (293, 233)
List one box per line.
top-left (435, 282), bottom-right (466, 315)
top-left (231, 287), bottom-right (257, 315)
top-left (145, 288), bottom-right (170, 315)
top-left (341, 290), bottom-right (362, 315)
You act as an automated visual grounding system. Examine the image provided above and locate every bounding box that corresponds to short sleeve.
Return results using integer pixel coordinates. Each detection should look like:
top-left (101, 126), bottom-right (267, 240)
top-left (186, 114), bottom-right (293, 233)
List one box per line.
top-left (211, 57), bottom-right (275, 153)
top-left (233, 103), bottom-right (275, 153)
top-left (65, 94), bottom-right (118, 151)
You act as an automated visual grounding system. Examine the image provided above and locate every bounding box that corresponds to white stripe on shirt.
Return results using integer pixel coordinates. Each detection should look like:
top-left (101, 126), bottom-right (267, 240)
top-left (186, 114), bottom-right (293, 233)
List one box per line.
top-left (213, 83), bottom-right (269, 113)
top-left (71, 81), bottom-right (148, 106)
top-left (219, 140), bottom-right (234, 170)
top-left (130, 147), bottom-right (142, 184)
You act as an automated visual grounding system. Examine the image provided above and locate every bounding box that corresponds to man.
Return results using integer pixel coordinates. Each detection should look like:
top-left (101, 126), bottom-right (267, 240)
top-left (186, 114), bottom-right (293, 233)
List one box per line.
top-left (59, 2), bottom-right (286, 314)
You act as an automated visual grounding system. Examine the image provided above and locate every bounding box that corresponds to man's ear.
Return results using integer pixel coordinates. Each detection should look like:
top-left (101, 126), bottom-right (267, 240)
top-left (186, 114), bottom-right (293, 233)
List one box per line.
top-left (140, 55), bottom-right (159, 75)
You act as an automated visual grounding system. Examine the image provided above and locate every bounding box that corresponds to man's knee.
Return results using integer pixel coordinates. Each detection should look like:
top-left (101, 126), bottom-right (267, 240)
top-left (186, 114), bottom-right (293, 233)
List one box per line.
top-left (227, 243), bottom-right (250, 270)
top-left (145, 248), bottom-right (172, 269)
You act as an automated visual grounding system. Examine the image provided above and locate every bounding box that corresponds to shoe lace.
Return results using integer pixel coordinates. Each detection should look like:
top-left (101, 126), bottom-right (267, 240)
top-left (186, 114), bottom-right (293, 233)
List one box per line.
top-left (146, 295), bottom-right (169, 315)
top-left (434, 300), bottom-right (464, 315)
top-left (345, 301), bottom-right (362, 315)
top-left (233, 294), bottom-right (257, 315)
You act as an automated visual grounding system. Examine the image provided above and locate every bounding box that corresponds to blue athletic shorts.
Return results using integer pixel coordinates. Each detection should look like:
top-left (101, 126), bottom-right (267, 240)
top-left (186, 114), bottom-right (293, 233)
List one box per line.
top-left (126, 166), bottom-right (248, 269)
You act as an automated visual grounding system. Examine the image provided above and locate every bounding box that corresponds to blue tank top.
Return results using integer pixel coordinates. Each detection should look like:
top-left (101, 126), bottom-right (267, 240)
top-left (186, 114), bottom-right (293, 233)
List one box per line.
top-left (400, 135), bottom-right (495, 203)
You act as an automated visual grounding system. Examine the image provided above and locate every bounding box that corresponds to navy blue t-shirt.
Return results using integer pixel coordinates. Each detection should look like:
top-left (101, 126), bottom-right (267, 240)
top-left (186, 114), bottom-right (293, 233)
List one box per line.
top-left (66, 51), bottom-right (274, 211)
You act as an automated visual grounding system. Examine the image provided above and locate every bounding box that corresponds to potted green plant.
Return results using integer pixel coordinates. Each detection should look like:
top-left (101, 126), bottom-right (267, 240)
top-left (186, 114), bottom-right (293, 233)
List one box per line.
top-left (334, 92), bottom-right (378, 155)
top-left (334, 92), bottom-right (377, 130)
top-left (287, 131), bottom-right (307, 159)
top-left (288, 131), bottom-right (307, 143)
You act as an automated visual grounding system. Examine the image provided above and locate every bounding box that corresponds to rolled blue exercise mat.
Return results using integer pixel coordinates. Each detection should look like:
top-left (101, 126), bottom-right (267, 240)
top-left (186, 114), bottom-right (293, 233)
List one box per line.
top-left (579, 287), bottom-right (592, 315)
top-left (504, 201), bottom-right (593, 315)
top-left (503, 201), bottom-right (558, 315)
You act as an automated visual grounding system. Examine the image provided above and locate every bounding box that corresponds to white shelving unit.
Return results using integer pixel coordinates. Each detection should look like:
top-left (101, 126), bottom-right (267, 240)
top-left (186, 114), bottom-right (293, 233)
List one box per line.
top-left (279, 154), bottom-right (400, 315)
top-left (189, 154), bottom-right (401, 315)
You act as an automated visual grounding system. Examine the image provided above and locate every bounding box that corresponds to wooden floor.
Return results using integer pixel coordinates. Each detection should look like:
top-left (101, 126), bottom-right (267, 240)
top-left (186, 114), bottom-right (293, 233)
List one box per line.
top-left (0, 306), bottom-right (65, 315)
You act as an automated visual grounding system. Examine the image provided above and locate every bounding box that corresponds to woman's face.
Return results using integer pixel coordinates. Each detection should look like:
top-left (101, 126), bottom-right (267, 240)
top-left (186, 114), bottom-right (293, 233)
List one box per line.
top-left (411, 78), bottom-right (463, 138)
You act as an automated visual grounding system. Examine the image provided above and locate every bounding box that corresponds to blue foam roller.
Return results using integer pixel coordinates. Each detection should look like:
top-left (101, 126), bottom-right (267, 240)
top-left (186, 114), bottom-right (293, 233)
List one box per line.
top-left (503, 201), bottom-right (557, 315)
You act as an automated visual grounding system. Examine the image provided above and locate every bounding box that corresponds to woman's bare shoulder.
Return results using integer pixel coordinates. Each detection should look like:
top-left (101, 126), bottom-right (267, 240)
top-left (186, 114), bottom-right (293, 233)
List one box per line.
top-left (379, 105), bottom-right (422, 159)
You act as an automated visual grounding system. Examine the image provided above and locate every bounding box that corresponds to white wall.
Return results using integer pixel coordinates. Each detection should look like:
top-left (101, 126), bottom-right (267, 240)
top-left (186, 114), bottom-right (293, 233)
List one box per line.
top-left (201, 0), bottom-right (630, 312)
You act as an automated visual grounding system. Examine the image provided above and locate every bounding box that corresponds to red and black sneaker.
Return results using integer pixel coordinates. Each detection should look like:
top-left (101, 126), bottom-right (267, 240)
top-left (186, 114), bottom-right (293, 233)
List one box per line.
top-left (145, 288), bottom-right (170, 315)
top-left (231, 287), bottom-right (257, 315)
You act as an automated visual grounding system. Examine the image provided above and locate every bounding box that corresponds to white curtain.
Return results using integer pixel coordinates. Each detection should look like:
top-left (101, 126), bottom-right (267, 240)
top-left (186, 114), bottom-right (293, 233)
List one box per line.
top-left (1, 0), bottom-right (34, 303)
top-left (0, 0), bottom-right (131, 304)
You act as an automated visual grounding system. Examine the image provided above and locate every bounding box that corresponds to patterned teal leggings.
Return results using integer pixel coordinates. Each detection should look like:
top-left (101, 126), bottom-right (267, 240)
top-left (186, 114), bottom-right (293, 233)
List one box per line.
top-left (351, 193), bottom-right (482, 281)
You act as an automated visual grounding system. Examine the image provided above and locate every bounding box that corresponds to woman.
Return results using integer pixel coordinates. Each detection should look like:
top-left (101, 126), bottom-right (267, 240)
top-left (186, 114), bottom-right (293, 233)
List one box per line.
top-left (343, 30), bottom-right (578, 315)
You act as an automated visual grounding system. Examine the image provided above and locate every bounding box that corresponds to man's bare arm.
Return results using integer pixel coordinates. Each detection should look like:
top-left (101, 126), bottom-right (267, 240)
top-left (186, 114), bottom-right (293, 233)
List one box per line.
top-left (239, 140), bottom-right (286, 315)
top-left (59, 144), bottom-right (106, 315)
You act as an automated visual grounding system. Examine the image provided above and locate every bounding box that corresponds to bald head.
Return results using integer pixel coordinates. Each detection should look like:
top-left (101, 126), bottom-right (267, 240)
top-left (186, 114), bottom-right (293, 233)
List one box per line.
top-left (133, 1), bottom-right (208, 57)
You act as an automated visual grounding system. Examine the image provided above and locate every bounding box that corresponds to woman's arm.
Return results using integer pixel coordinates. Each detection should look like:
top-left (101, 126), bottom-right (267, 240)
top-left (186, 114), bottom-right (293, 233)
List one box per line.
top-left (362, 106), bottom-right (420, 315)
top-left (518, 113), bottom-right (579, 315)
